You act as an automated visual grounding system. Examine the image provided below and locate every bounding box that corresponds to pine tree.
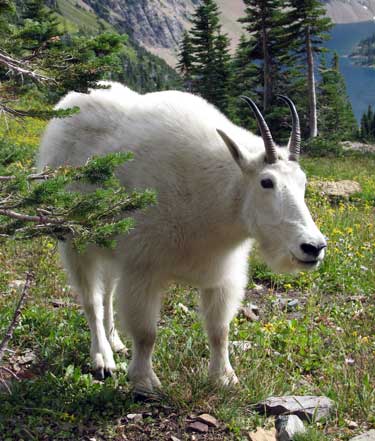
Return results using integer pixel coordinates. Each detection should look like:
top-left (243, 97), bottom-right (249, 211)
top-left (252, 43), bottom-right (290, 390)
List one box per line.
top-left (176, 31), bottom-right (194, 91)
top-left (186, 0), bottom-right (231, 112)
top-left (288, 0), bottom-right (333, 138)
top-left (318, 53), bottom-right (357, 140)
top-left (360, 105), bottom-right (375, 140)
top-left (0, 0), bottom-right (154, 246)
top-left (239, 0), bottom-right (292, 113)
top-left (229, 34), bottom-right (258, 130)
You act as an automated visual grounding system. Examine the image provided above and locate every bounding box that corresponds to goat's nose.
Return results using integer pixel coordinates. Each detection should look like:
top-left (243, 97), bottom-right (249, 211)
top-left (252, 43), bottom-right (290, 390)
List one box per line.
top-left (300, 242), bottom-right (327, 257)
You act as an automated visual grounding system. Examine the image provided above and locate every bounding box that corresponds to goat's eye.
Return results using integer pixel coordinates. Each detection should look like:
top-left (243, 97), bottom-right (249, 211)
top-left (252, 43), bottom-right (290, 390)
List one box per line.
top-left (260, 178), bottom-right (274, 189)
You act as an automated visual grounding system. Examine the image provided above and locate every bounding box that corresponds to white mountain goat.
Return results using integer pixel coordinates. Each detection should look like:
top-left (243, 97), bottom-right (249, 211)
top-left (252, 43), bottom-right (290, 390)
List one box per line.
top-left (38, 82), bottom-right (326, 394)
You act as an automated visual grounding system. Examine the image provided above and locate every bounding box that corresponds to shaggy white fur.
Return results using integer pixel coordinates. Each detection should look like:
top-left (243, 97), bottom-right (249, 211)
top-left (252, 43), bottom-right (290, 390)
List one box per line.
top-left (38, 82), bottom-right (326, 392)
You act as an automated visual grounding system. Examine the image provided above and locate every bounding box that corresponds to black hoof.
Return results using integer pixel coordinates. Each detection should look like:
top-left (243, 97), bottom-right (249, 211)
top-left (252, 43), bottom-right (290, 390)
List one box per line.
top-left (103, 368), bottom-right (114, 378)
top-left (93, 367), bottom-right (114, 380)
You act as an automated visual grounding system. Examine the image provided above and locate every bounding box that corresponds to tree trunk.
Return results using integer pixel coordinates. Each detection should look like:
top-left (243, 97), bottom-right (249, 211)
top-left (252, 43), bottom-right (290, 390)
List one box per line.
top-left (306, 26), bottom-right (318, 138)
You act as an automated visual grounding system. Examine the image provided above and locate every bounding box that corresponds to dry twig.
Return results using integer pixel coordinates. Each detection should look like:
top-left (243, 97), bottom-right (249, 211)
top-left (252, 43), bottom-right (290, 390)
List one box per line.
top-left (0, 51), bottom-right (51, 82)
top-left (0, 272), bottom-right (33, 362)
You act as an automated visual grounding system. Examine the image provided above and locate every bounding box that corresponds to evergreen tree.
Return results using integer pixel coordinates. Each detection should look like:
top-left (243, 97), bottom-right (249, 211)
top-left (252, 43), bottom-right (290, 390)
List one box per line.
top-left (288, 0), bottom-right (333, 138)
top-left (318, 53), bottom-right (357, 140)
top-left (185, 0), bottom-right (231, 112)
top-left (229, 34), bottom-right (258, 130)
top-left (0, 0), bottom-right (154, 246)
top-left (360, 105), bottom-right (375, 140)
top-left (176, 31), bottom-right (194, 91)
top-left (239, 0), bottom-right (292, 113)
top-left (211, 31), bottom-right (232, 112)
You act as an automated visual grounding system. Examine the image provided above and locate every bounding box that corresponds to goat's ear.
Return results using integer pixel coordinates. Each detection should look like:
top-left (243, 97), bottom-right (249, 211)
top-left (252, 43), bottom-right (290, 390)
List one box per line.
top-left (217, 129), bottom-right (252, 172)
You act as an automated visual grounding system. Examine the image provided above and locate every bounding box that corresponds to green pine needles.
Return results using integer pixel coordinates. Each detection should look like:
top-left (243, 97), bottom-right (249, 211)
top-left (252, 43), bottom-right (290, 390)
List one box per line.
top-left (0, 150), bottom-right (156, 251)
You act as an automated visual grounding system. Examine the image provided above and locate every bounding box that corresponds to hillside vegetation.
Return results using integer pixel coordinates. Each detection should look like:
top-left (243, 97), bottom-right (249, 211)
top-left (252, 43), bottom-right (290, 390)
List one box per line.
top-left (350, 32), bottom-right (375, 67)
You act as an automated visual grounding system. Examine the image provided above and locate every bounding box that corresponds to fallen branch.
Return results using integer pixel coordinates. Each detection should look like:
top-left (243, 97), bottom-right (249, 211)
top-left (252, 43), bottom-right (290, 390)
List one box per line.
top-left (0, 272), bottom-right (33, 362)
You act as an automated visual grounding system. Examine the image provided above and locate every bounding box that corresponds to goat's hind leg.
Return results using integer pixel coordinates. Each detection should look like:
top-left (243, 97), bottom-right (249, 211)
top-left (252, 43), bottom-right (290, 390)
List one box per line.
top-left (59, 242), bottom-right (116, 379)
top-left (103, 272), bottom-right (127, 355)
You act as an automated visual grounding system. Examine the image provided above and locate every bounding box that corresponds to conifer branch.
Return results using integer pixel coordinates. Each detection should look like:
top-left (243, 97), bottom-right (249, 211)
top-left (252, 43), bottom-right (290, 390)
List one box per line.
top-left (0, 51), bottom-right (51, 82)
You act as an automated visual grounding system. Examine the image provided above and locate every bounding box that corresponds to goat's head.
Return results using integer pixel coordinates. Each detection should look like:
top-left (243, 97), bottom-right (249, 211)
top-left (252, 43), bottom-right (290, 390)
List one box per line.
top-left (217, 96), bottom-right (326, 273)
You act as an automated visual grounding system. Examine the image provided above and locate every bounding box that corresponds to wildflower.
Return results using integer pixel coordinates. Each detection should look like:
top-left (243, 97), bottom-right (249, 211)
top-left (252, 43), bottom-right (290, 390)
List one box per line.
top-left (263, 323), bottom-right (275, 333)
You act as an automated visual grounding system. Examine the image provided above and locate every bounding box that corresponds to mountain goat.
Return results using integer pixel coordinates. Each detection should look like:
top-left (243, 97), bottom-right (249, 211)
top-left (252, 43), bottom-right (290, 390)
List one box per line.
top-left (38, 82), bottom-right (326, 394)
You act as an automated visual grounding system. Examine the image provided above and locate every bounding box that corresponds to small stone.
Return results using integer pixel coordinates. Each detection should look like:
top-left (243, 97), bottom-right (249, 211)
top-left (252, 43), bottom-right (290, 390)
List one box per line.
top-left (187, 421), bottom-right (209, 433)
top-left (248, 427), bottom-right (277, 441)
top-left (18, 350), bottom-right (36, 365)
top-left (345, 357), bottom-right (355, 366)
top-left (9, 280), bottom-right (25, 289)
top-left (351, 430), bottom-right (375, 440)
top-left (286, 299), bottom-right (299, 311)
top-left (276, 415), bottom-right (306, 441)
top-left (177, 303), bottom-right (189, 313)
top-left (126, 413), bottom-right (143, 423)
top-left (256, 395), bottom-right (335, 421)
top-left (196, 413), bottom-right (219, 428)
top-left (240, 306), bottom-right (259, 321)
top-left (231, 341), bottom-right (252, 352)
top-left (346, 420), bottom-right (359, 429)
top-left (170, 436), bottom-right (181, 441)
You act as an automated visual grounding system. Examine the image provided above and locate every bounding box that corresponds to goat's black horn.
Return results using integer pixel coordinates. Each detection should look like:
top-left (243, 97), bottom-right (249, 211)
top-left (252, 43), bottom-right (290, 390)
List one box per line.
top-left (277, 95), bottom-right (301, 162)
top-left (240, 96), bottom-right (278, 164)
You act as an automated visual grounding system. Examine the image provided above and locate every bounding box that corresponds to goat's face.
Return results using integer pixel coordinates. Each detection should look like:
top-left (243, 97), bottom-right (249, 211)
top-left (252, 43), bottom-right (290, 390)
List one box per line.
top-left (246, 153), bottom-right (325, 272)
top-left (217, 96), bottom-right (326, 273)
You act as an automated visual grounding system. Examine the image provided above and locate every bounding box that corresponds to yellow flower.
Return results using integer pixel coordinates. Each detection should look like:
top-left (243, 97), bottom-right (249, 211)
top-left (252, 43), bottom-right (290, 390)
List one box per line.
top-left (263, 323), bottom-right (275, 333)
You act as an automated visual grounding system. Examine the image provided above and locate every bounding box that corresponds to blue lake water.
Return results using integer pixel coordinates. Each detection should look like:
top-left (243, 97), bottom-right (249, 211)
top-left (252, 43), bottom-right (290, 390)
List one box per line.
top-left (326, 21), bottom-right (375, 121)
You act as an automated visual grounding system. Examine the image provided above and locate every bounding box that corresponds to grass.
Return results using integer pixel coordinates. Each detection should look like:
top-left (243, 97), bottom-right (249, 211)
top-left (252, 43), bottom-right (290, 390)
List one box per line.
top-left (0, 118), bottom-right (374, 439)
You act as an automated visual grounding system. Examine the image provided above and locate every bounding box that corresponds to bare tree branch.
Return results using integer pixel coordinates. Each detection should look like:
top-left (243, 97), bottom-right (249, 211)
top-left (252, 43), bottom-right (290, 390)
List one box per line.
top-left (0, 51), bottom-right (51, 82)
top-left (0, 209), bottom-right (65, 224)
top-left (0, 171), bottom-right (54, 182)
top-left (0, 272), bottom-right (33, 362)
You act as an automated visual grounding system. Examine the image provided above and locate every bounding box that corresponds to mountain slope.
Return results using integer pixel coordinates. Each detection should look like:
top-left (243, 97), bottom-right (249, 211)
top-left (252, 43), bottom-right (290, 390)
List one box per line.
top-left (325, 0), bottom-right (375, 23)
top-left (76, 0), bottom-right (375, 67)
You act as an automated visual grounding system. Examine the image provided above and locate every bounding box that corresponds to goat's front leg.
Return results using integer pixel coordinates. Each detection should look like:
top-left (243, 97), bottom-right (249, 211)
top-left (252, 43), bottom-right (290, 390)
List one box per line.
top-left (117, 273), bottom-right (163, 395)
top-left (201, 279), bottom-right (245, 386)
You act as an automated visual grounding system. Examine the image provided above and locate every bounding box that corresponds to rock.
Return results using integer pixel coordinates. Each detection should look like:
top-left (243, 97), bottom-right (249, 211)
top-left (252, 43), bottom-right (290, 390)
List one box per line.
top-left (231, 341), bottom-right (252, 352)
top-left (286, 299), bottom-right (299, 311)
top-left (240, 305), bottom-right (260, 321)
top-left (196, 413), bottom-right (219, 428)
top-left (9, 279), bottom-right (25, 289)
top-left (346, 420), bottom-right (359, 429)
top-left (177, 303), bottom-right (189, 314)
top-left (187, 421), bottom-right (209, 433)
top-left (309, 180), bottom-right (361, 200)
top-left (248, 427), bottom-right (277, 441)
top-left (275, 415), bottom-right (306, 441)
top-left (18, 349), bottom-right (36, 365)
top-left (345, 357), bottom-right (355, 366)
top-left (351, 430), bottom-right (375, 440)
top-left (256, 395), bottom-right (335, 421)
top-left (126, 413), bottom-right (143, 423)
